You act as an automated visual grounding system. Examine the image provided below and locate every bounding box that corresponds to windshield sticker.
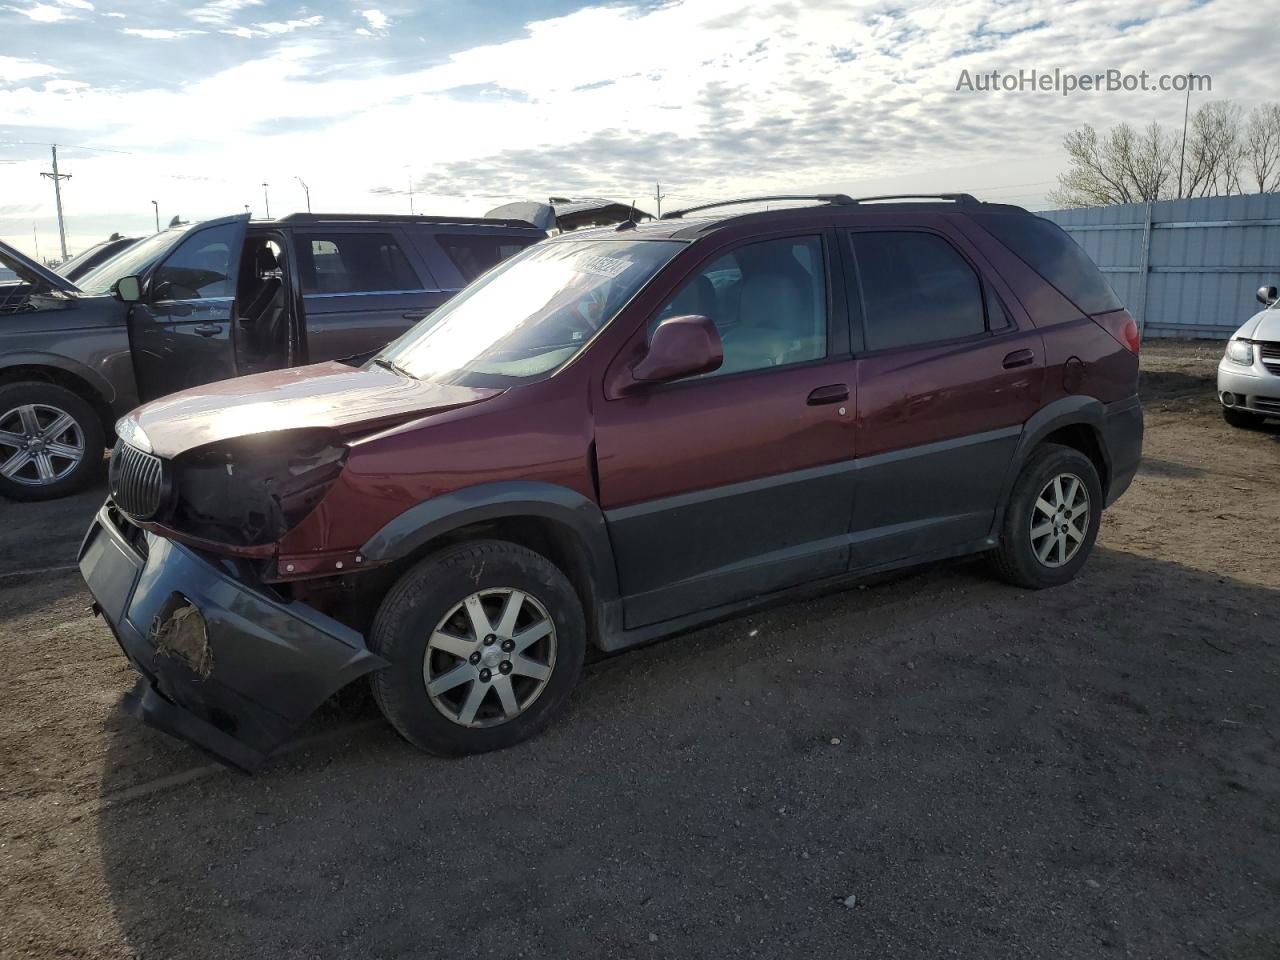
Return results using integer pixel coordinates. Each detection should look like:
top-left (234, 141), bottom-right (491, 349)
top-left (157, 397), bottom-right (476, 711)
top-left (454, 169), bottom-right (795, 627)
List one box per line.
top-left (574, 255), bottom-right (631, 279)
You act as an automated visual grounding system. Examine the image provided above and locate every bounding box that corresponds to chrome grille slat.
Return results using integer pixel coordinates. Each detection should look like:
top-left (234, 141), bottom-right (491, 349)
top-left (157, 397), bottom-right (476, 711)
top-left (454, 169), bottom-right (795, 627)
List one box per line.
top-left (109, 439), bottom-right (164, 519)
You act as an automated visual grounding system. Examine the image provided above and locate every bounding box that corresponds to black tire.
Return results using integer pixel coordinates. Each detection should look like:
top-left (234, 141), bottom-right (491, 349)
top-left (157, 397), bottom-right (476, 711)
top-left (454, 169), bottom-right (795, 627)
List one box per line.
top-left (0, 380), bottom-right (106, 502)
top-left (368, 539), bottom-right (586, 756)
top-left (987, 443), bottom-right (1103, 589)
top-left (1222, 406), bottom-right (1264, 429)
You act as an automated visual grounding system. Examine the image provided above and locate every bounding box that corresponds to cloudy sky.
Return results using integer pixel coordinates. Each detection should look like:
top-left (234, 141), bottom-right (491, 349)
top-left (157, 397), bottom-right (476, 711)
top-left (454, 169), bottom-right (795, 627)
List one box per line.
top-left (0, 0), bottom-right (1274, 258)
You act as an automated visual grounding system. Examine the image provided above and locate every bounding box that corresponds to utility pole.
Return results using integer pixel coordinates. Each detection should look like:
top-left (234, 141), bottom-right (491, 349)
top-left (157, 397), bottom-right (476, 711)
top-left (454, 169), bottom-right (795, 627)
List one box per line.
top-left (653, 182), bottom-right (666, 219)
top-left (295, 176), bottom-right (311, 213)
top-left (261, 182), bottom-right (270, 219)
top-left (408, 172), bottom-right (416, 215)
top-left (151, 200), bottom-right (159, 232)
top-left (32, 225), bottom-right (40, 262)
top-left (1177, 73), bottom-right (1193, 198)
top-left (40, 145), bottom-right (71, 260)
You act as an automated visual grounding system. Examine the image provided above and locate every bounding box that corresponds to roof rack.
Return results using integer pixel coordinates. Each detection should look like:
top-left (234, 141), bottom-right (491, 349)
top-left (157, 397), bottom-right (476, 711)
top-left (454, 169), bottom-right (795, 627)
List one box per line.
top-left (274, 212), bottom-right (542, 229)
top-left (848, 193), bottom-right (978, 205)
top-left (661, 195), bottom-right (854, 220)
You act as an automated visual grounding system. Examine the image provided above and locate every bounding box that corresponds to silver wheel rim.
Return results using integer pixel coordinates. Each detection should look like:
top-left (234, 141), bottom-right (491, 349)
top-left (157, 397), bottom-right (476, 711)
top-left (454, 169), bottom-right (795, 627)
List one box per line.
top-left (422, 587), bottom-right (557, 728)
top-left (0, 403), bottom-right (85, 486)
top-left (1030, 472), bottom-right (1090, 568)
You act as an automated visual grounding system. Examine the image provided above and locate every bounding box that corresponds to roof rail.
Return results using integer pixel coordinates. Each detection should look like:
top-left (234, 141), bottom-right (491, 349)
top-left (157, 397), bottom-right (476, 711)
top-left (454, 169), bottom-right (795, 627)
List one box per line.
top-left (848, 193), bottom-right (979, 205)
top-left (274, 212), bottom-right (542, 229)
top-left (661, 194), bottom-right (854, 220)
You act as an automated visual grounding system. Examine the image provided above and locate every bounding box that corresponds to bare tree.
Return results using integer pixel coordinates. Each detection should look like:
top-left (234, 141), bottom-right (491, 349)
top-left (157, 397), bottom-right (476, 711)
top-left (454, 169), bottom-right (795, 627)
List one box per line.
top-left (1246, 103), bottom-right (1280, 192)
top-left (1051, 100), bottom-right (1280, 208)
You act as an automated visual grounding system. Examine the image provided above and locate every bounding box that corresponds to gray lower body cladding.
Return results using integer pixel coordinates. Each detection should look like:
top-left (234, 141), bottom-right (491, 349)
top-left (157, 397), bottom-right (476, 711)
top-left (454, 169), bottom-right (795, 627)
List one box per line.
top-left (79, 503), bottom-right (387, 770)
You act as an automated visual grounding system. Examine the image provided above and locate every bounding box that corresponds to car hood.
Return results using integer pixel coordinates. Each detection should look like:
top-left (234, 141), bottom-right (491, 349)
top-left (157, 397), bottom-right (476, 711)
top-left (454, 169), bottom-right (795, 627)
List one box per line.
top-left (1239, 307), bottom-right (1280, 341)
top-left (122, 362), bottom-right (504, 459)
top-left (0, 237), bottom-right (79, 294)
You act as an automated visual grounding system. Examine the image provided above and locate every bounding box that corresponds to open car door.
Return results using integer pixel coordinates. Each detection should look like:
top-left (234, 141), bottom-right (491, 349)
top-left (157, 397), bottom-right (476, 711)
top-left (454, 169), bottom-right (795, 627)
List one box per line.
top-left (128, 214), bottom-right (248, 402)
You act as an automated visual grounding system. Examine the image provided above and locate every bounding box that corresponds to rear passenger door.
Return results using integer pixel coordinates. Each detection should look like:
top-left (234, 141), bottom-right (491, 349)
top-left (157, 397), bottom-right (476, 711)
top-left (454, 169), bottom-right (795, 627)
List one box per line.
top-left (846, 227), bottom-right (1044, 568)
top-left (292, 228), bottom-right (449, 363)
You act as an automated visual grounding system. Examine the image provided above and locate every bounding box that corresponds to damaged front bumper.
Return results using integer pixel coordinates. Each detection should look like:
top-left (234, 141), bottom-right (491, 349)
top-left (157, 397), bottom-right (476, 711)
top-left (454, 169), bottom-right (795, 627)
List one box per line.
top-left (79, 502), bottom-right (387, 771)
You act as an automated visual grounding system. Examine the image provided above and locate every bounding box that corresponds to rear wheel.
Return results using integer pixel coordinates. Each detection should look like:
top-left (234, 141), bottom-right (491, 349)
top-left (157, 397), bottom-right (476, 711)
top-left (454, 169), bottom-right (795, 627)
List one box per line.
top-left (1223, 406), bottom-right (1264, 429)
top-left (368, 539), bottom-right (586, 756)
top-left (988, 444), bottom-right (1102, 589)
top-left (0, 381), bottom-right (105, 502)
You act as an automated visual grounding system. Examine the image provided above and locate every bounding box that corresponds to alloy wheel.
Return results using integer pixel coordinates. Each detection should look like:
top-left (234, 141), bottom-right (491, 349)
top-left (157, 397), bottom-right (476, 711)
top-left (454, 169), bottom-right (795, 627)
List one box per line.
top-left (423, 588), bottom-right (557, 728)
top-left (1029, 472), bottom-right (1091, 568)
top-left (0, 403), bottom-right (85, 486)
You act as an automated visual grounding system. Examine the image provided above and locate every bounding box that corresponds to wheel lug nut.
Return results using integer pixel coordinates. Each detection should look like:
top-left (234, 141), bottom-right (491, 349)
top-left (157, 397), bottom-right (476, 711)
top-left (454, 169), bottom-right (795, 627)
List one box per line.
top-left (499, 661), bottom-right (512, 675)
top-left (469, 651), bottom-right (481, 665)
top-left (479, 668), bottom-right (491, 682)
top-left (500, 639), bottom-right (514, 652)
top-left (483, 634), bottom-right (496, 646)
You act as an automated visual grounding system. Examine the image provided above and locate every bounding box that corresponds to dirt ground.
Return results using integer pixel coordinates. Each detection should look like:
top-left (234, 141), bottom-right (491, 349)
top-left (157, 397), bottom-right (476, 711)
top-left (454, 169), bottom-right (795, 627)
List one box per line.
top-left (1, 340), bottom-right (1277, 959)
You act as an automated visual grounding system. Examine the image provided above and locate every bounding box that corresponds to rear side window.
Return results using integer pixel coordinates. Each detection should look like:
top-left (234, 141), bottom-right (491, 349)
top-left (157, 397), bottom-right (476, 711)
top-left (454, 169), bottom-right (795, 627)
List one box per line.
top-left (437, 234), bottom-right (537, 282)
top-left (970, 212), bottom-right (1122, 316)
top-left (850, 231), bottom-right (986, 350)
top-left (296, 233), bottom-right (421, 294)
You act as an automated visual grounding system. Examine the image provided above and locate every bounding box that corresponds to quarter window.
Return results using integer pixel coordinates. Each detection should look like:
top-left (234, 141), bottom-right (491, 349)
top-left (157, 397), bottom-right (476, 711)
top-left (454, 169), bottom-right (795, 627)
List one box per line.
top-left (850, 231), bottom-right (987, 350)
top-left (652, 235), bottom-right (828, 377)
top-left (151, 224), bottom-right (238, 301)
top-left (437, 235), bottom-right (537, 283)
top-left (296, 233), bottom-right (420, 294)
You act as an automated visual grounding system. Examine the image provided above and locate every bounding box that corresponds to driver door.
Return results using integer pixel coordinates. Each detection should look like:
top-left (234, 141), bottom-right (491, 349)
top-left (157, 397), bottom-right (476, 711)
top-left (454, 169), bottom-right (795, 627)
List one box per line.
top-left (128, 214), bottom-right (248, 402)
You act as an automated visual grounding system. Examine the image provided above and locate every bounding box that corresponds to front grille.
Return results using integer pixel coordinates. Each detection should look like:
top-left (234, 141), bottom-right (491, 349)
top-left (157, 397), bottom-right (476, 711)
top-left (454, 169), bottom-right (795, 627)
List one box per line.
top-left (109, 440), bottom-right (165, 520)
top-left (1253, 396), bottom-right (1280, 413)
top-left (1260, 341), bottom-right (1280, 375)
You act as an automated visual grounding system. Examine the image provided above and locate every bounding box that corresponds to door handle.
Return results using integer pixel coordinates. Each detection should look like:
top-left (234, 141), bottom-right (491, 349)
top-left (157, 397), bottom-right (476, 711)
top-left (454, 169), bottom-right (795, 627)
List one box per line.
top-left (1002, 348), bottom-right (1035, 369)
top-left (402, 312), bottom-right (428, 321)
top-left (193, 322), bottom-right (222, 337)
top-left (806, 383), bottom-right (850, 406)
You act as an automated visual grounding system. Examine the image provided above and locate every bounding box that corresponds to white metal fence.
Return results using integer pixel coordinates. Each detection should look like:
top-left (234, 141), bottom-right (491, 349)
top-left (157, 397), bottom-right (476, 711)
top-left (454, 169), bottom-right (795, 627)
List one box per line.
top-left (1038, 193), bottom-right (1280, 339)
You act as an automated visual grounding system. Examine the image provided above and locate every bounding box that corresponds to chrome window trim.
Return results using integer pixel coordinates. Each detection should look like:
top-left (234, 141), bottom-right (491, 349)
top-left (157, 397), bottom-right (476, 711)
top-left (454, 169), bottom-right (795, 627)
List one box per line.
top-left (301, 288), bottom-right (457, 299)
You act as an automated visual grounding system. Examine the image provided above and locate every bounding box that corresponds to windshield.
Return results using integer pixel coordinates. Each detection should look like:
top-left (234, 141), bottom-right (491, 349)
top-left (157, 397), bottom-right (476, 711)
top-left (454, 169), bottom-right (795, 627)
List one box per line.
top-left (377, 238), bottom-right (684, 385)
top-left (76, 229), bottom-right (185, 295)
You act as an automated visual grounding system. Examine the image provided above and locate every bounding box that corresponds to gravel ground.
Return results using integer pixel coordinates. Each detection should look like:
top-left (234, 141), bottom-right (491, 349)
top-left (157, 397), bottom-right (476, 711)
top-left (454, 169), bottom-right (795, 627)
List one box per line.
top-left (1, 339), bottom-right (1277, 959)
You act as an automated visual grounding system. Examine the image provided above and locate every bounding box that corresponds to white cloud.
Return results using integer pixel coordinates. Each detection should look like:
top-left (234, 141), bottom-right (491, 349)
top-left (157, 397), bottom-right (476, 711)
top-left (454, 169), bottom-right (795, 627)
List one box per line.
top-left (188, 0), bottom-right (262, 25)
top-left (258, 16), bottom-right (323, 35)
top-left (5, 3), bottom-right (71, 22)
top-left (0, 55), bottom-right (62, 82)
top-left (359, 9), bottom-right (388, 31)
top-left (122, 27), bottom-right (204, 39)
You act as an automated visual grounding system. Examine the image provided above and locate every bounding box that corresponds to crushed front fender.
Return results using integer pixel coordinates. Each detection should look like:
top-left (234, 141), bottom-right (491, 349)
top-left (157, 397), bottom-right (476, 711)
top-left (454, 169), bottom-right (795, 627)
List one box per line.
top-left (79, 503), bottom-right (388, 771)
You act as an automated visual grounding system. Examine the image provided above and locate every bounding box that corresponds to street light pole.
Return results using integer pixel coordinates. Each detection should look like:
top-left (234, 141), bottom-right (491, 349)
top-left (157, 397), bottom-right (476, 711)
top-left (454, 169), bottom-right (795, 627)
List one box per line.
top-left (151, 200), bottom-right (159, 232)
top-left (261, 182), bottom-right (271, 220)
top-left (295, 176), bottom-right (311, 213)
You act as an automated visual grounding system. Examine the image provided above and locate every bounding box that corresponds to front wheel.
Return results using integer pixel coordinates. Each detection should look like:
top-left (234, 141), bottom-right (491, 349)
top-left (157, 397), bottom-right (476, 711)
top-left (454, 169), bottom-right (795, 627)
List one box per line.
top-left (0, 381), bottom-right (106, 502)
top-left (368, 540), bottom-right (586, 756)
top-left (988, 444), bottom-right (1103, 589)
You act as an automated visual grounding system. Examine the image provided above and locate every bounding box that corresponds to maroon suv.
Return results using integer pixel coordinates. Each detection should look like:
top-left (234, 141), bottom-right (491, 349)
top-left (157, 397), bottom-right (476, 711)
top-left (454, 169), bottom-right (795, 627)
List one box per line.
top-left (80, 193), bottom-right (1143, 769)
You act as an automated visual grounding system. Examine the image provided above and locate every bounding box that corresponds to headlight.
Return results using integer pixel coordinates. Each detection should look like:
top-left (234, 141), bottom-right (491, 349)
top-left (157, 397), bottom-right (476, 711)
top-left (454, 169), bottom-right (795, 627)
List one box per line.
top-left (1226, 339), bottom-right (1254, 365)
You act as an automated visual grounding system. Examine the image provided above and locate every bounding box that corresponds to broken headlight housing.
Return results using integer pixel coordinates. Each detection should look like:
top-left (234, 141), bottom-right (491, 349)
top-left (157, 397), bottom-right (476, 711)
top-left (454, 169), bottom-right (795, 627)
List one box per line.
top-left (168, 429), bottom-right (347, 547)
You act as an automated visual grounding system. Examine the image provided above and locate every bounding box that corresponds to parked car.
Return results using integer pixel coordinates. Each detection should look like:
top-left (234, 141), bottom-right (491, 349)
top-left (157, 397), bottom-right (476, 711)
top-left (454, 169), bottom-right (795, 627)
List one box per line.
top-left (55, 233), bottom-right (141, 282)
top-left (0, 212), bottom-right (544, 500)
top-left (80, 193), bottom-right (1143, 770)
top-left (1217, 284), bottom-right (1280, 427)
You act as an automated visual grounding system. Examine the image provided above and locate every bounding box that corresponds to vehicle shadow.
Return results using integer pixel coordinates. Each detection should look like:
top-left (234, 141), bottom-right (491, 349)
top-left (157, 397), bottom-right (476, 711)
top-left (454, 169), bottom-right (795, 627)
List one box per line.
top-left (0, 481), bottom-right (105, 619)
top-left (94, 546), bottom-right (1280, 959)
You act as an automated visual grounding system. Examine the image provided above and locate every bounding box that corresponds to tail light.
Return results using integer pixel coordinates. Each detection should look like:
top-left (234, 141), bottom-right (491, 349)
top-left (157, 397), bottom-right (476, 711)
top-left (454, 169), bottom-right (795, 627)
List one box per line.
top-left (1094, 310), bottom-right (1140, 353)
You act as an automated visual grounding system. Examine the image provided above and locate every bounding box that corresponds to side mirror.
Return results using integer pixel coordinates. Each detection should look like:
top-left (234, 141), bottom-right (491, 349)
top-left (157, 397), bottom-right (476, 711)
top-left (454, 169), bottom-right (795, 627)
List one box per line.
top-left (632, 314), bottom-right (723, 383)
top-left (113, 275), bottom-right (142, 303)
top-left (1257, 285), bottom-right (1278, 307)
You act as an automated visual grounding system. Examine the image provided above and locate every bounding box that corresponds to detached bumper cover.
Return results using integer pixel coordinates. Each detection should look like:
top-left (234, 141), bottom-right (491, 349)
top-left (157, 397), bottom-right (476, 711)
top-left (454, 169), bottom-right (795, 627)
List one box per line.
top-left (79, 503), bottom-right (387, 770)
top-left (1101, 395), bottom-right (1143, 507)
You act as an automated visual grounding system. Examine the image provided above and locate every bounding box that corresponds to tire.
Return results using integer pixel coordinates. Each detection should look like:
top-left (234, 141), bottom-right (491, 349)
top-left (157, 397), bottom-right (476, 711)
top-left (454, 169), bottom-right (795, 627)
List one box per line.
top-left (987, 443), bottom-right (1103, 589)
top-left (0, 380), bottom-right (106, 502)
top-left (368, 539), bottom-right (586, 756)
top-left (1222, 406), bottom-right (1264, 429)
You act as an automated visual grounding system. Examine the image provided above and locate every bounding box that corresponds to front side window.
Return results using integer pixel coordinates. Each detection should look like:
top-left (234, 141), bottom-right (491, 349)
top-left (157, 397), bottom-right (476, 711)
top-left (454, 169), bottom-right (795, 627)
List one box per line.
top-left (437, 234), bottom-right (538, 282)
top-left (651, 235), bottom-right (828, 377)
top-left (296, 233), bottom-right (420, 294)
top-left (76, 228), bottom-right (187, 296)
top-left (378, 239), bottom-right (684, 385)
top-left (150, 223), bottom-right (239, 301)
top-left (851, 231), bottom-right (986, 351)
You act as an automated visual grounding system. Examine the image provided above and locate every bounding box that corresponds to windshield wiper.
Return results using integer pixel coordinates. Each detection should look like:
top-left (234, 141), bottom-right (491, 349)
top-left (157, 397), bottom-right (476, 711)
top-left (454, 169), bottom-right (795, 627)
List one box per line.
top-left (373, 356), bottom-right (416, 378)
